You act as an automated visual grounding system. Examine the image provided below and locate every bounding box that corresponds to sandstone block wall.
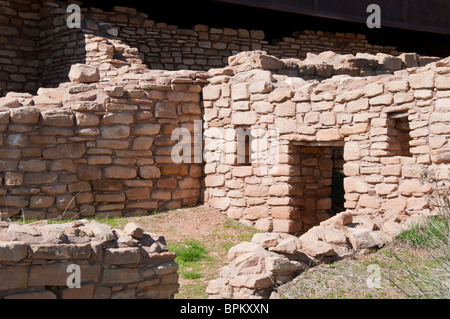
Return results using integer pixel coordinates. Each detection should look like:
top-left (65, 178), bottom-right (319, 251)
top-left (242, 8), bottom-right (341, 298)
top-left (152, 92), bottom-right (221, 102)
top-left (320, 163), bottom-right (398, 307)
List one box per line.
top-left (202, 50), bottom-right (450, 235)
top-left (38, 0), bottom-right (88, 88)
top-left (0, 0), bottom-right (405, 97)
top-left (0, 220), bottom-right (178, 299)
top-left (0, 0), bottom-right (41, 94)
top-left (38, 1), bottom-right (146, 88)
top-left (0, 63), bottom-right (205, 220)
top-left (340, 64), bottom-right (450, 230)
top-left (84, 5), bottom-right (399, 72)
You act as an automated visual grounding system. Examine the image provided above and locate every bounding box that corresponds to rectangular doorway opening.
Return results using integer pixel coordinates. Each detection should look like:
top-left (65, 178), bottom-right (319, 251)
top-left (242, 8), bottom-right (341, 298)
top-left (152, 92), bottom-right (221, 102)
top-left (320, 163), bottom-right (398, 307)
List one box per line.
top-left (329, 146), bottom-right (345, 217)
top-left (293, 142), bottom-right (345, 232)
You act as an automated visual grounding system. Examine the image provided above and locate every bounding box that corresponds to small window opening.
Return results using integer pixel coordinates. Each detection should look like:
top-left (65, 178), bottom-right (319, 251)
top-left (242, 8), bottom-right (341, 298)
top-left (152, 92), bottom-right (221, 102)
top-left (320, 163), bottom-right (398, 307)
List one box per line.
top-left (235, 134), bottom-right (251, 166)
top-left (388, 112), bottom-right (412, 157)
top-left (235, 127), bottom-right (252, 166)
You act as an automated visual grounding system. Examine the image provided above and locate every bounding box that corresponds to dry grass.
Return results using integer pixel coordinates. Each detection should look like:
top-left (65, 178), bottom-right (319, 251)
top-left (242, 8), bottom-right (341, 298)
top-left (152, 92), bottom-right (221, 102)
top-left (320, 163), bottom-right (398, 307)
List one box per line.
top-left (275, 244), bottom-right (406, 299)
top-left (276, 233), bottom-right (450, 299)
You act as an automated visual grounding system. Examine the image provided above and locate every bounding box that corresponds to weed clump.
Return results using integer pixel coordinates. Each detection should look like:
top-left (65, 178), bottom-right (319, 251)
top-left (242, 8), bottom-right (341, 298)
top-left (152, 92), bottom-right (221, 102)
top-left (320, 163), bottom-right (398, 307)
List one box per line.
top-left (170, 239), bottom-right (208, 263)
top-left (390, 168), bottom-right (450, 298)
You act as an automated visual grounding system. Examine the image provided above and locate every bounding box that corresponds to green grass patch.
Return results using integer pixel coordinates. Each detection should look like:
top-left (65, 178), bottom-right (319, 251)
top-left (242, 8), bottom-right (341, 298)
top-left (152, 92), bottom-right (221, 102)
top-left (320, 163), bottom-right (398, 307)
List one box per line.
top-left (169, 239), bottom-right (208, 264)
top-left (9, 218), bottom-right (69, 225)
top-left (396, 216), bottom-right (449, 248)
top-left (180, 282), bottom-right (209, 299)
top-left (223, 217), bottom-right (260, 242)
top-left (181, 270), bottom-right (203, 279)
top-left (168, 239), bottom-right (210, 299)
top-left (7, 216), bottom-right (130, 228)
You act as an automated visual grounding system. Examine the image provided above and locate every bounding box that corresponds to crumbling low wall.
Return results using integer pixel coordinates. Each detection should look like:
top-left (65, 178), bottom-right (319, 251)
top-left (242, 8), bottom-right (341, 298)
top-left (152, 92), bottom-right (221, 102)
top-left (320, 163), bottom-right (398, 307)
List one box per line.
top-left (206, 211), bottom-right (390, 299)
top-left (0, 220), bottom-right (178, 299)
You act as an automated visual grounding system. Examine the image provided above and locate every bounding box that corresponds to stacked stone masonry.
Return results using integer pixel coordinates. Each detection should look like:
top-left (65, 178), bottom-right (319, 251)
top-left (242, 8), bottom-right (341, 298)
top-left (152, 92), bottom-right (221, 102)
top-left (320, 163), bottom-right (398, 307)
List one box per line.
top-left (0, 57), bottom-right (206, 219)
top-left (0, 0), bottom-right (41, 94)
top-left (0, 220), bottom-right (179, 299)
top-left (1, 0), bottom-right (422, 97)
top-left (0, 30), bottom-right (449, 233)
top-left (1, 0), bottom-right (450, 301)
top-left (202, 50), bottom-right (450, 236)
top-left (82, 6), bottom-right (400, 71)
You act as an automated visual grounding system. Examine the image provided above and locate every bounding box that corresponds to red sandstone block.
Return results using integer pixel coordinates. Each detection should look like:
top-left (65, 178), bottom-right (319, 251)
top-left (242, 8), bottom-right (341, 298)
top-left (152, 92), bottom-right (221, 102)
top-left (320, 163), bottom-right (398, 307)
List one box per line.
top-left (0, 148), bottom-right (20, 159)
top-left (242, 206), bottom-right (269, 221)
top-left (96, 139), bottom-right (130, 149)
top-left (125, 187), bottom-right (150, 200)
top-left (160, 164), bottom-right (188, 176)
top-left (76, 192), bottom-right (94, 204)
top-left (272, 219), bottom-right (302, 233)
top-left (0, 267), bottom-right (27, 291)
top-left (151, 190), bottom-right (172, 201)
top-left (270, 206), bottom-right (300, 219)
top-left (77, 165), bottom-right (101, 180)
top-left (28, 263), bottom-right (100, 287)
top-left (132, 136), bottom-right (154, 150)
top-left (9, 107), bottom-right (40, 124)
top-left (139, 166), bottom-right (161, 179)
top-left (95, 192), bottom-right (126, 203)
top-left (30, 195), bottom-right (55, 209)
top-left (23, 172), bottom-right (58, 185)
top-left (156, 178), bottom-right (178, 189)
top-left (102, 113), bottom-right (133, 124)
top-left (104, 166), bottom-right (137, 179)
top-left (60, 284), bottom-right (95, 299)
top-left (75, 112), bottom-right (99, 126)
top-left (205, 175), bottom-right (225, 187)
top-left (172, 189), bottom-right (200, 200)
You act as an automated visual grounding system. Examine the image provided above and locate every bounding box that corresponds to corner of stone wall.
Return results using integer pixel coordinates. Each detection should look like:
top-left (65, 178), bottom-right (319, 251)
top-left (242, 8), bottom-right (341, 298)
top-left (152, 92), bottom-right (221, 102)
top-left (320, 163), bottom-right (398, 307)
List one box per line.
top-left (0, 220), bottom-right (178, 299)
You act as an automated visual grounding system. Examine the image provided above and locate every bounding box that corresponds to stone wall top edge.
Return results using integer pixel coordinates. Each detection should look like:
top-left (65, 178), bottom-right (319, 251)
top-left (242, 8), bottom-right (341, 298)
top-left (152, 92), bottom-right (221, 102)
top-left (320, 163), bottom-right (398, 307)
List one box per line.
top-left (0, 219), bottom-right (167, 251)
top-left (40, 1), bottom-right (384, 42)
top-left (208, 50), bottom-right (449, 85)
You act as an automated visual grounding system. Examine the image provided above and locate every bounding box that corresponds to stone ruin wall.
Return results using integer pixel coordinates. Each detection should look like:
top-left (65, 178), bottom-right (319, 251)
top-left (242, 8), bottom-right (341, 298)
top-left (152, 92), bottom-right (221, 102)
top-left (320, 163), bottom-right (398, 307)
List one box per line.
top-left (0, 17), bottom-right (448, 235)
top-left (0, 34), bottom-right (196, 298)
top-left (202, 51), bottom-right (450, 235)
top-left (204, 53), bottom-right (450, 299)
top-left (0, 0), bottom-right (407, 97)
top-left (0, 0), bottom-right (41, 94)
top-left (0, 65), bottom-right (206, 220)
top-left (0, 220), bottom-right (178, 299)
top-left (1, 0), bottom-right (450, 300)
top-left (80, 5), bottom-right (399, 71)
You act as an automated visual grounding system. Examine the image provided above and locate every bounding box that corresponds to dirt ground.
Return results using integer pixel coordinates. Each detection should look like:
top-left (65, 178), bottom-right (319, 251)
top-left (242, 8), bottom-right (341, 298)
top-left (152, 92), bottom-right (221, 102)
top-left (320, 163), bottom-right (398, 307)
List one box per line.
top-left (124, 205), bottom-right (259, 298)
top-left (130, 206), bottom-right (232, 242)
top-left (115, 206), bottom-right (446, 299)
